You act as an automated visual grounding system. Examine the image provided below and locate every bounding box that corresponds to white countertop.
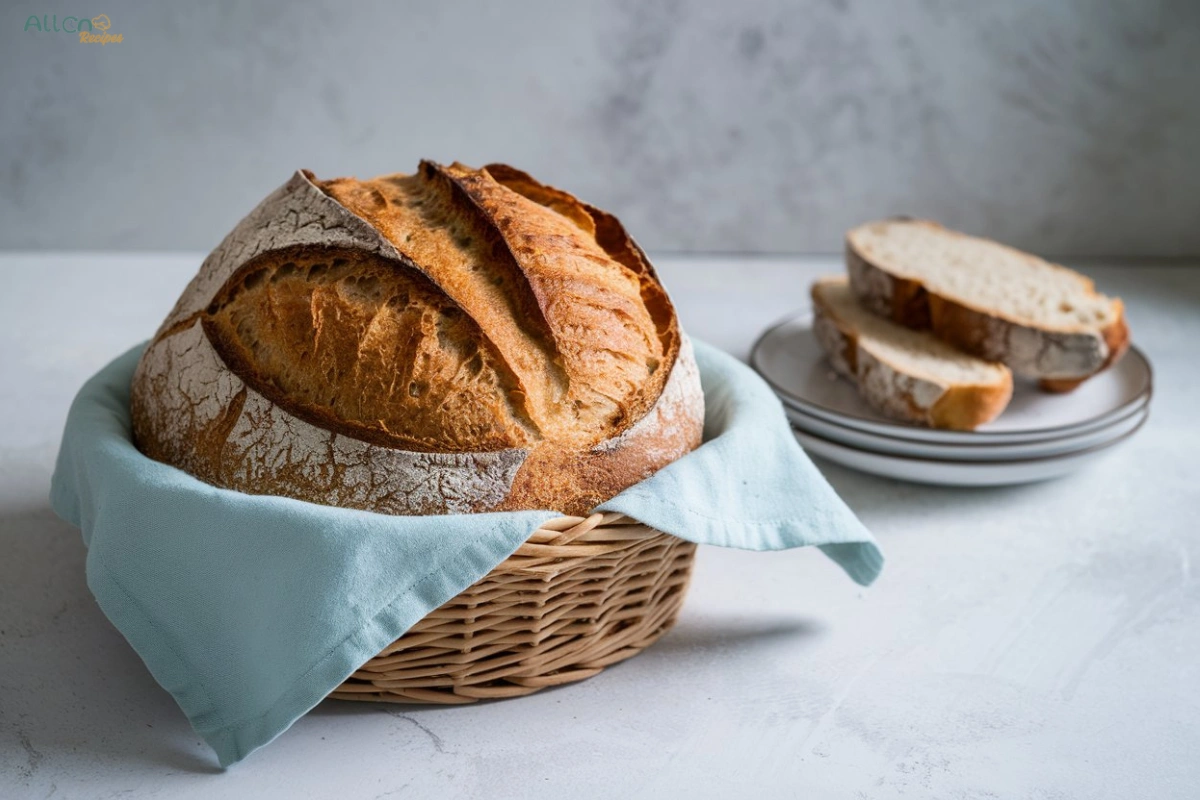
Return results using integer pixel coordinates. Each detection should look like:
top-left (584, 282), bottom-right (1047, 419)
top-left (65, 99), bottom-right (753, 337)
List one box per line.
top-left (1, 253), bottom-right (1197, 799)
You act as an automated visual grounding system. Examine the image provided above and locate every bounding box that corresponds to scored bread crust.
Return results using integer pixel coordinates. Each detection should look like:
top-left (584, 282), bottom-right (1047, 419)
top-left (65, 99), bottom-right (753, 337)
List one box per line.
top-left (315, 162), bottom-right (679, 448)
top-left (131, 167), bottom-right (704, 516)
top-left (846, 220), bottom-right (1129, 391)
top-left (811, 281), bottom-right (1012, 431)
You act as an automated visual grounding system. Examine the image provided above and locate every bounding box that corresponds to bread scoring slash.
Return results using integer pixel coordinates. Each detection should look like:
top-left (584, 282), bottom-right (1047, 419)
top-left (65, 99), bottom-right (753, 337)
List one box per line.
top-left (131, 163), bottom-right (704, 516)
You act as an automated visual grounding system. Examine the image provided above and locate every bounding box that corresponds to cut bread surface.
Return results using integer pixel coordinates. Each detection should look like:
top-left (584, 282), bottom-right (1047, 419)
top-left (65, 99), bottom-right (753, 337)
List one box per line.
top-left (848, 219), bottom-right (1116, 332)
top-left (811, 278), bottom-right (1012, 430)
top-left (845, 218), bottom-right (1129, 387)
top-left (816, 279), bottom-right (1008, 385)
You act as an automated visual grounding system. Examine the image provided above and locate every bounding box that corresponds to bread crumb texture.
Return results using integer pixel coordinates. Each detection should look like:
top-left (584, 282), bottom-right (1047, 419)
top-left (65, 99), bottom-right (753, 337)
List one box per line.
top-left (811, 278), bottom-right (1012, 430)
top-left (846, 219), bottom-right (1128, 383)
top-left (849, 219), bottom-right (1115, 330)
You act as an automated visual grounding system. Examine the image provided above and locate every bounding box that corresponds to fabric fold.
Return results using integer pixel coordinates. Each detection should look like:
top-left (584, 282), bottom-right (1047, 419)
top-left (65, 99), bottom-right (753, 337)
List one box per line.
top-left (50, 338), bottom-right (882, 768)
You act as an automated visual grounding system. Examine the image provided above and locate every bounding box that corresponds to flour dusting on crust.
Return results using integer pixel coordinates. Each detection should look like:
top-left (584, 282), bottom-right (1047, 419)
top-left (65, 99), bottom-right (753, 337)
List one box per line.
top-left (595, 334), bottom-right (704, 462)
top-left (158, 171), bottom-right (402, 335)
top-left (812, 303), bottom-right (945, 425)
top-left (133, 320), bottom-right (527, 515)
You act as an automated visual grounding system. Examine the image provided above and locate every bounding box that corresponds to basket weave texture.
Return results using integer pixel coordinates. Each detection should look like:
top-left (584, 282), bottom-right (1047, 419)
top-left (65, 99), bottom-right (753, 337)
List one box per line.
top-left (329, 512), bottom-right (696, 704)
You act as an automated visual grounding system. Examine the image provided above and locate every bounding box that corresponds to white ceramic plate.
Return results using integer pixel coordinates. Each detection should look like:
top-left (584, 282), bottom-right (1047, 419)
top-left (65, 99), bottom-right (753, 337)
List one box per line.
top-left (752, 311), bottom-right (1153, 444)
top-left (785, 404), bottom-right (1149, 461)
top-left (792, 414), bottom-right (1146, 486)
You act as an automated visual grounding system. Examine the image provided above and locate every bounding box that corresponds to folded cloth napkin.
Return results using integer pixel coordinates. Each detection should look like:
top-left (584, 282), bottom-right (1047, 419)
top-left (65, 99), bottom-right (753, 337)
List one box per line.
top-left (50, 338), bottom-right (882, 768)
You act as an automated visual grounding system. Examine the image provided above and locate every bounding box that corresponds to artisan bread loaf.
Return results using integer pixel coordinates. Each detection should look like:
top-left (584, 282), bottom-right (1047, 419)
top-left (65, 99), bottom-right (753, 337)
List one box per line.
top-left (131, 162), bottom-right (704, 516)
top-left (812, 278), bottom-right (1012, 430)
top-left (846, 219), bottom-right (1129, 391)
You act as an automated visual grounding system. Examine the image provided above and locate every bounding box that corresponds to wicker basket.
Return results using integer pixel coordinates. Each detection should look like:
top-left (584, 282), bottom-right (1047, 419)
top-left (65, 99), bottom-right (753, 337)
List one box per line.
top-left (328, 512), bottom-right (696, 704)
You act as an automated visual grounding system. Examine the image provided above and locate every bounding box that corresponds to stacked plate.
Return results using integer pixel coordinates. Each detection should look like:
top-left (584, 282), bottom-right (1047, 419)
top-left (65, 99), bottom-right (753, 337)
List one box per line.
top-left (751, 312), bottom-right (1153, 486)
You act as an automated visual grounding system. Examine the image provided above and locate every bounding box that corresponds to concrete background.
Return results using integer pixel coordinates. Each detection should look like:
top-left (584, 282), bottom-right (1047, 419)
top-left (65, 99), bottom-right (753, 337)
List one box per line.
top-left (2, 0), bottom-right (1198, 255)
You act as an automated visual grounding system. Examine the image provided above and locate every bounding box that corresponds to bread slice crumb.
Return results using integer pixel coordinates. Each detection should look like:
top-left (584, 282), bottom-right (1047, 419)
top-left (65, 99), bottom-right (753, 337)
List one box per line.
top-left (811, 278), bottom-right (1013, 430)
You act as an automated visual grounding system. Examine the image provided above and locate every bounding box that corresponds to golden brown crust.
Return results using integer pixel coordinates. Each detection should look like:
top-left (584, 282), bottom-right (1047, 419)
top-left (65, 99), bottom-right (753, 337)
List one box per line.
top-left (503, 336), bottom-right (703, 514)
top-left (444, 162), bottom-right (675, 437)
top-left (130, 317), bottom-right (534, 516)
top-left (201, 245), bottom-right (534, 452)
top-left (484, 162), bottom-right (680, 367)
top-left (929, 378), bottom-right (1014, 430)
top-left (316, 162), bottom-right (675, 448)
top-left (131, 163), bottom-right (703, 516)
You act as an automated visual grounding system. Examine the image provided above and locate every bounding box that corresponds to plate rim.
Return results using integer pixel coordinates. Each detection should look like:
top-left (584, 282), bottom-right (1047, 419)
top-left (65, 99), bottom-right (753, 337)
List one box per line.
top-left (751, 309), bottom-right (1154, 442)
top-left (782, 390), bottom-right (1149, 449)
top-left (792, 408), bottom-right (1148, 467)
top-left (786, 403), bottom-right (1149, 462)
top-left (792, 428), bottom-right (1106, 486)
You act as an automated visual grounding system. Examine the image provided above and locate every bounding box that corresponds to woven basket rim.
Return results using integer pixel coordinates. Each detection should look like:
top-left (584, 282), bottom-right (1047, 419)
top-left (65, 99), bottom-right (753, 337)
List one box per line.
top-left (330, 511), bottom-right (696, 704)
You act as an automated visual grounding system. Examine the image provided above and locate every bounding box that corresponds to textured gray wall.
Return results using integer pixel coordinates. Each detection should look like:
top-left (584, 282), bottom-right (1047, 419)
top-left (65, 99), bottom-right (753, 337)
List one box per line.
top-left (2, 0), bottom-right (1198, 255)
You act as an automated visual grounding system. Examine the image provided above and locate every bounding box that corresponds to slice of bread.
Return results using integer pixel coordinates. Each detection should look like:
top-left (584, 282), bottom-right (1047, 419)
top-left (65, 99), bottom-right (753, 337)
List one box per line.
top-left (846, 219), bottom-right (1129, 392)
top-left (811, 278), bottom-right (1013, 430)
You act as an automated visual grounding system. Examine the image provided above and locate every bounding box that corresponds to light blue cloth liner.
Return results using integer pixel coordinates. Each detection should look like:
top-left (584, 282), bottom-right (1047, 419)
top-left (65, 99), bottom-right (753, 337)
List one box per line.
top-left (50, 338), bottom-right (882, 768)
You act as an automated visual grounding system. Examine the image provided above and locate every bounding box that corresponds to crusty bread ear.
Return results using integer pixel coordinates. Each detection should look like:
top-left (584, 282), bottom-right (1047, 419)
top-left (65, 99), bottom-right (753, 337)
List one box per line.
top-left (845, 219), bottom-right (1129, 391)
top-left (811, 278), bottom-right (1012, 431)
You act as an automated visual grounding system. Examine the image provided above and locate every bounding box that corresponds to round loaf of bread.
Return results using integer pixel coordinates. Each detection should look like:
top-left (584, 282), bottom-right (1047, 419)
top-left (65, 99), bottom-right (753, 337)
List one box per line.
top-left (130, 162), bottom-right (704, 516)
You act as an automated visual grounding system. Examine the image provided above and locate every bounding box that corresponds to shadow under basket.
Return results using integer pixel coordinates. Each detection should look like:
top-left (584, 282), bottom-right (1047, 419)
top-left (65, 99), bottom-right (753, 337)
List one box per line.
top-left (328, 512), bottom-right (697, 704)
